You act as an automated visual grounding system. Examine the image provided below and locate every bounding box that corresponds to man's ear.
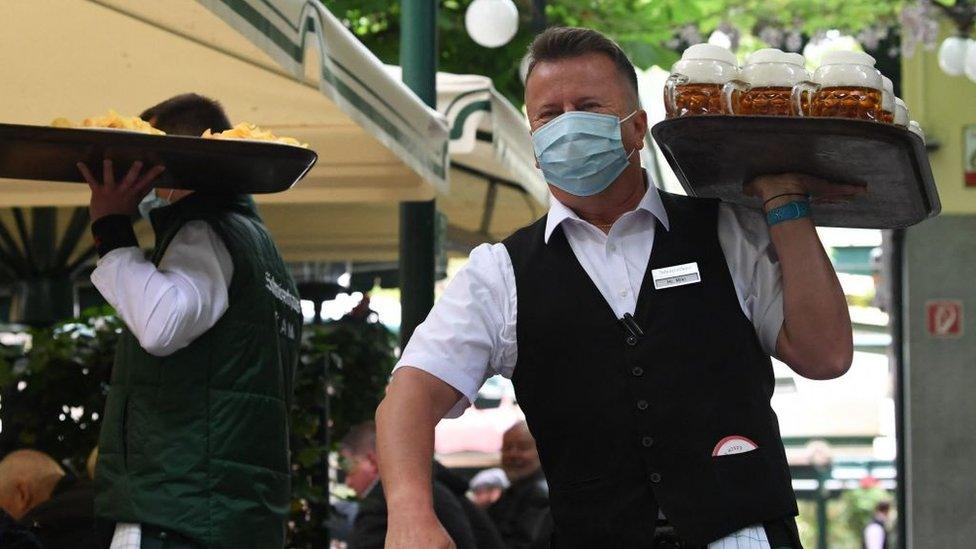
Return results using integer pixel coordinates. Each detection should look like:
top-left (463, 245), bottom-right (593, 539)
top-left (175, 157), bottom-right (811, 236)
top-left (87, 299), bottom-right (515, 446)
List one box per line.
top-left (13, 480), bottom-right (31, 518)
top-left (366, 451), bottom-right (381, 474)
top-left (632, 109), bottom-right (649, 151)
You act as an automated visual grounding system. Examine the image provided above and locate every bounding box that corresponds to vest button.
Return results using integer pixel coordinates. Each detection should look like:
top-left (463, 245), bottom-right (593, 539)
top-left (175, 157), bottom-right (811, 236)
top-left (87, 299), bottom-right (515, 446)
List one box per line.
top-left (636, 399), bottom-right (649, 411)
top-left (641, 436), bottom-right (654, 448)
top-left (626, 336), bottom-right (638, 346)
top-left (631, 366), bottom-right (644, 377)
top-left (650, 472), bottom-right (662, 483)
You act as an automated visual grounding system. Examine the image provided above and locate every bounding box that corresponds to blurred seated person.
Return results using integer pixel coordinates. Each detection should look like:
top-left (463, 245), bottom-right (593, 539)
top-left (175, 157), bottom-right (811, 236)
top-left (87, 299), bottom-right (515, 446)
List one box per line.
top-left (489, 421), bottom-right (550, 549)
top-left (433, 462), bottom-right (506, 549)
top-left (468, 468), bottom-right (509, 509)
top-left (0, 449), bottom-right (98, 548)
top-left (340, 422), bottom-right (476, 549)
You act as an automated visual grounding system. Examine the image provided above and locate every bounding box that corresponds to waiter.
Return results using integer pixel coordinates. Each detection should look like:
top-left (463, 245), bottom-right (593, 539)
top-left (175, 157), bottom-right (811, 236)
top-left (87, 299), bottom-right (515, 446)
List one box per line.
top-left (377, 27), bottom-right (854, 548)
top-left (80, 94), bottom-right (301, 548)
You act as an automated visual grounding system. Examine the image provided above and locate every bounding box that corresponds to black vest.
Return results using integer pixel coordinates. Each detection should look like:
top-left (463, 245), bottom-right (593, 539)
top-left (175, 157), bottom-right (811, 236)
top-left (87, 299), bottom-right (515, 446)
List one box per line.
top-left (502, 192), bottom-right (797, 546)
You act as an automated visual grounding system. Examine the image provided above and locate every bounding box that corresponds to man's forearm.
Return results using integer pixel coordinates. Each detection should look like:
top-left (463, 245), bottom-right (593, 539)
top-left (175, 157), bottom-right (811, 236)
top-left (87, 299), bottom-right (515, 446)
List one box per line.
top-left (376, 388), bottom-right (437, 514)
top-left (768, 210), bottom-right (853, 379)
top-left (376, 368), bottom-right (461, 519)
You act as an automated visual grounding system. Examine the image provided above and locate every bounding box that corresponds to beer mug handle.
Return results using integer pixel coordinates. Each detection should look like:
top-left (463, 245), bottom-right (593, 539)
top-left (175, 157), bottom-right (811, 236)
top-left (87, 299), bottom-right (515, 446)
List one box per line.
top-left (664, 73), bottom-right (689, 117)
top-left (722, 80), bottom-right (749, 115)
top-left (791, 81), bottom-right (819, 116)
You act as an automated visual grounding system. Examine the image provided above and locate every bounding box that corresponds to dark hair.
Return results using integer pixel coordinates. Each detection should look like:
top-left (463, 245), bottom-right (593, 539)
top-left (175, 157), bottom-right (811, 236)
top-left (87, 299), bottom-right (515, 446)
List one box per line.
top-left (340, 421), bottom-right (377, 456)
top-left (526, 27), bottom-right (639, 98)
top-left (876, 501), bottom-right (891, 513)
top-left (140, 93), bottom-right (232, 136)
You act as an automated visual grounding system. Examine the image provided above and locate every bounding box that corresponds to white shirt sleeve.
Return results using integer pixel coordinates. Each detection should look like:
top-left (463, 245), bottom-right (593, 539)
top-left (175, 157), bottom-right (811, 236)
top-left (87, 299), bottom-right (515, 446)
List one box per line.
top-left (91, 220), bottom-right (234, 357)
top-left (395, 243), bottom-right (517, 418)
top-left (717, 203), bottom-right (784, 357)
top-left (864, 523), bottom-right (886, 549)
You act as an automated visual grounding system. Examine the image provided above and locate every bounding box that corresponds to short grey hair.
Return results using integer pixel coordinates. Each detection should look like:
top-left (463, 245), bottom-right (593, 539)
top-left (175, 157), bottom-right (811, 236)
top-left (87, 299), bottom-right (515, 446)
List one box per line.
top-left (340, 421), bottom-right (377, 456)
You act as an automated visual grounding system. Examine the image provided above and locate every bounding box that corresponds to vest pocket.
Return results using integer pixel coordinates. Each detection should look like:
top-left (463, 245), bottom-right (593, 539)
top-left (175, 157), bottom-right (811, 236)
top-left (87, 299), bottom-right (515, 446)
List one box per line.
top-left (712, 446), bottom-right (772, 491)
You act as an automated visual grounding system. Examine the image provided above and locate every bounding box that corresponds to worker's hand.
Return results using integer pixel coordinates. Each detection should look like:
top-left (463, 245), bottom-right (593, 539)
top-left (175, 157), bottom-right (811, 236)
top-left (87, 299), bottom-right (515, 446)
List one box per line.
top-left (745, 173), bottom-right (865, 207)
top-left (385, 511), bottom-right (455, 549)
top-left (78, 159), bottom-right (166, 222)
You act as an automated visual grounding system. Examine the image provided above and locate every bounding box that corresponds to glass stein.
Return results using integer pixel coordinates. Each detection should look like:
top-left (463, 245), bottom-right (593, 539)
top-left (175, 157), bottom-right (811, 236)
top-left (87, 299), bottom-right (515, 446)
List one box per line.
top-left (664, 43), bottom-right (739, 118)
top-left (791, 50), bottom-right (884, 121)
top-left (723, 48), bottom-right (810, 116)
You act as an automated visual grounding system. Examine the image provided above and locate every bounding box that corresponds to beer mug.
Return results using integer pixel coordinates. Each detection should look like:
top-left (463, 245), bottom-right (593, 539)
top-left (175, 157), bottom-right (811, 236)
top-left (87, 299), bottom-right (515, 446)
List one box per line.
top-left (664, 44), bottom-right (739, 118)
top-left (881, 76), bottom-right (895, 123)
top-left (894, 98), bottom-right (910, 127)
top-left (791, 50), bottom-right (884, 121)
top-left (723, 49), bottom-right (809, 116)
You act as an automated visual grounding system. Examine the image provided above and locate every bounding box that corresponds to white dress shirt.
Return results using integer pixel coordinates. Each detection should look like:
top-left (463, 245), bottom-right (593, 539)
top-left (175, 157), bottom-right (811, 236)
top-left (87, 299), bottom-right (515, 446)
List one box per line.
top-left (91, 220), bottom-right (233, 357)
top-left (864, 521), bottom-right (886, 549)
top-left (397, 173), bottom-right (784, 418)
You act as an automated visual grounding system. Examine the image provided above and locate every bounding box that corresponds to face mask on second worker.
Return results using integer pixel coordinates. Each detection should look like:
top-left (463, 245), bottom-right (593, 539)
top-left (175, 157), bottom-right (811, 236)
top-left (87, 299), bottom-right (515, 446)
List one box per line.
top-left (138, 189), bottom-right (175, 220)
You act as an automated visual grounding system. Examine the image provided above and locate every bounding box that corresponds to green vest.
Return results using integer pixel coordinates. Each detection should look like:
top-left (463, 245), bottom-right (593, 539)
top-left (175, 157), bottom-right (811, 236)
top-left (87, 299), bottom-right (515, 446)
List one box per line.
top-left (94, 194), bottom-right (302, 548)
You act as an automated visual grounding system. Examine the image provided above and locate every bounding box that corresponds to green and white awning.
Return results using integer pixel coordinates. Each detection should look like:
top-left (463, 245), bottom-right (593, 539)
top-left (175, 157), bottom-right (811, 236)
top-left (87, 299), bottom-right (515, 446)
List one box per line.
top-left (0, 0), bottom-right (448, 206)
top-left (0, 0), bottom-right (546, 264)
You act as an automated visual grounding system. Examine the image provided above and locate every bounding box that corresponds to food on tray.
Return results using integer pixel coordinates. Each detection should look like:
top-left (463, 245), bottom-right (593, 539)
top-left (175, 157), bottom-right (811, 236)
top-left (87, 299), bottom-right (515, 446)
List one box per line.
top-left (202, 123), bottom-right (308, 148)
top-left (51, 110), bottom-right (165, 135)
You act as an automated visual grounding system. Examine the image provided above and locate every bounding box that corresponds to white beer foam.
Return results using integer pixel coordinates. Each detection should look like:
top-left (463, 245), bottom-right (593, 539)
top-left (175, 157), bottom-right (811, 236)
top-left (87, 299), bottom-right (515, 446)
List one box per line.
top-left (881, 76), bottom-right (895, 112)
top-left (682, 43), bottom-right (737, 65)
top-left (814, 64), bottom-right (883, 89)
top-left (895, 98), bottom-right (910, 125)
top-left (740, 62), bottom-right (810, 87)
top-left (821, 50), bottom-right (876, 66)
top-left (671, 58), bottom-right (739, 84)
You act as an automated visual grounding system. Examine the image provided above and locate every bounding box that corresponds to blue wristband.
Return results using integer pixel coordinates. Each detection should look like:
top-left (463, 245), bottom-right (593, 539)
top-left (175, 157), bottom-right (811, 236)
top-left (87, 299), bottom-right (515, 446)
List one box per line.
top-left (766, 200), bottom-right (811, 226)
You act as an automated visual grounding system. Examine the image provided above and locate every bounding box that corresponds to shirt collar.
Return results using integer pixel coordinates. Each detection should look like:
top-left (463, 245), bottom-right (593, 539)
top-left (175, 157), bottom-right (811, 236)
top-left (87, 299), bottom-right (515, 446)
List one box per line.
top-left (544, 171), bottom-right (671, 243)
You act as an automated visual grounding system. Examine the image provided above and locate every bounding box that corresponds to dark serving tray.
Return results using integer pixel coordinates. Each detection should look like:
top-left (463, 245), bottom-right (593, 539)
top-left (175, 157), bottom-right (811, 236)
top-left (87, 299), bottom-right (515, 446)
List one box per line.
top-left (0, 123), bottom-right (317, 194)
top-left (650, 116), bottom-right (939, 229)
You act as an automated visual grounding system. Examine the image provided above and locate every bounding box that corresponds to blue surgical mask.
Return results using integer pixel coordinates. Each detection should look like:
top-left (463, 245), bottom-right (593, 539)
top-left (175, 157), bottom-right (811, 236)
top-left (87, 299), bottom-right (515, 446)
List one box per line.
top-left (532, 110), bottom-right (638, 197)
top-left (138, 190), bottom-right (170, 220)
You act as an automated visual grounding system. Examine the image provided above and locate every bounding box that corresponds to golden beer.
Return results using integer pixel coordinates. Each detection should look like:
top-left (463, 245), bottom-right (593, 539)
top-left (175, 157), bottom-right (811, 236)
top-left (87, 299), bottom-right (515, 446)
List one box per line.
top-left (665, 83), bottom-right (728, 118)
top-left (811, 86), bottom-right (883, 121)
top-left (734, 86), bottom-right (796, 116)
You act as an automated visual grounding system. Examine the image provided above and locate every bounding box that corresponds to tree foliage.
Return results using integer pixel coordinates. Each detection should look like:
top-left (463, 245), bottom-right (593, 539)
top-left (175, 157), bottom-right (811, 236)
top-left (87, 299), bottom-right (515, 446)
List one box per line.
top-left (324, 0), bottom-right (925, 104)
top-left (0, 307), bottom-right (397, 549)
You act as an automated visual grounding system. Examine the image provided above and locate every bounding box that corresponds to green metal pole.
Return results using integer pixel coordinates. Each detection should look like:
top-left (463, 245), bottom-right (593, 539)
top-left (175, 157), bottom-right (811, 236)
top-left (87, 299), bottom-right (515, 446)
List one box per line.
top-left (399, 0), bottom-right (438, 347)
top-left (816, 470), bottom-right (829, 549)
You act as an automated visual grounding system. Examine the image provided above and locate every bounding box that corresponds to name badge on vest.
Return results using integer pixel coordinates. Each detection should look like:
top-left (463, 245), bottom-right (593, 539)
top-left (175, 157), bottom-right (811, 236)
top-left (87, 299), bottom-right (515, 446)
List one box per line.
top-left (652, 262), bottom-right (701, 290)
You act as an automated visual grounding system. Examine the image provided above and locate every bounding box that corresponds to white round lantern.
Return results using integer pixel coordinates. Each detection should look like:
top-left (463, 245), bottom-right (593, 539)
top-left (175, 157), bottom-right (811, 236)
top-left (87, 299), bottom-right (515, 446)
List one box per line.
top-left (965, 39), bottom-right (976, 83)
top-left (465, 0), bottom-right (519, 49)
top-left (938, 36), bottom-right (970, 76)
